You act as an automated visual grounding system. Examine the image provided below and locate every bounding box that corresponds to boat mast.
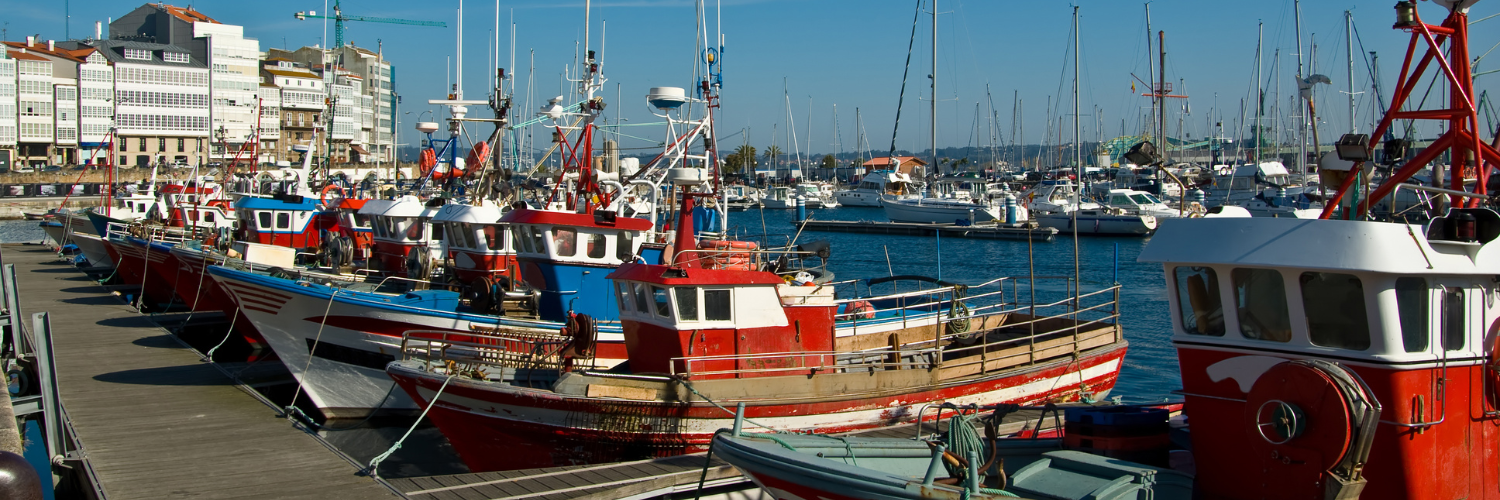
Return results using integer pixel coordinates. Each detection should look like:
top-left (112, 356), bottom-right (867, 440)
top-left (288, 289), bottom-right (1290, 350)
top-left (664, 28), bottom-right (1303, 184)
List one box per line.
top-left (1293, 0), bottom-right (1305, 172)
top-left (1144, 3), bottom-right (1155, 144)
top-left (1158, 30), bottom-right (1167, 163)
top-left (930, 0), bottom-right (938, 177)
top-left (1345, 10), bottom-right (1356, 134)
top-left (1255, 22), bottom-right (1263, 163)
top-left (1073, 5), bottom-right (1081, 172)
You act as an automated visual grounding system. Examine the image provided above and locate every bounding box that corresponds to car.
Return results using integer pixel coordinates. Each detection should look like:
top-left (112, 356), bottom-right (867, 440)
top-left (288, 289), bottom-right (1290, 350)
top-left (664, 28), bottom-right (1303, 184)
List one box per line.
top-left (11, 165), bottom-right (35, 173)
top-left (42, 165), bottom-right (63, 172)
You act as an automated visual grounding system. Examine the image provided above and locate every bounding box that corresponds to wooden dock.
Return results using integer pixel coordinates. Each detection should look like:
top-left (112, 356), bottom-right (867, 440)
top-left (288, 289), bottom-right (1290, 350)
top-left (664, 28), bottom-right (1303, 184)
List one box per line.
top-left (386, 454), bottom-right (753, 500)
top-left (798, 219), bottom-right (1058, 241)
top-left (3, 244), bottom-right (398, 499)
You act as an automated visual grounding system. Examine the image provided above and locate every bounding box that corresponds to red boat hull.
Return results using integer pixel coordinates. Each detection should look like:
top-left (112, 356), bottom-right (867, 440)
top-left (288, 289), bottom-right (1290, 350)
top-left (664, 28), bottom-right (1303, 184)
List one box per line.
top-left (388, 342), bottom-right (1127, 472)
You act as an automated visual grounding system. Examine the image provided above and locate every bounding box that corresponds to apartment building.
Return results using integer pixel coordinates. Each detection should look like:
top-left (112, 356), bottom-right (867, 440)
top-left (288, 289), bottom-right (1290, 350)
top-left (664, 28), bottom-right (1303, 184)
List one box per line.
top-left (91, 40), bottom-right (210, 168)
top-left (260, 58), bottom-right (323, 164)
top-left (15, 49), bottom-right (55, 167)
top-left (0, 51), bottom-right (16, 170)
top-left (269, 45), bottom-right (393, 165)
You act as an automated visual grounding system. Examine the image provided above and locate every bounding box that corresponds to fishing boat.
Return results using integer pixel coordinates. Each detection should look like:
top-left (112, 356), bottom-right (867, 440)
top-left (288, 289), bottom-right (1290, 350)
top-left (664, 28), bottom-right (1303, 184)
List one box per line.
top-left (363, 195), bottom-right (445, 277)
top-left (714, 3), bottom-right (1500, 497)
top-left (835, 170), bottom-right (920, 207)
top-left (384, 174), bottom-right (1128, 472)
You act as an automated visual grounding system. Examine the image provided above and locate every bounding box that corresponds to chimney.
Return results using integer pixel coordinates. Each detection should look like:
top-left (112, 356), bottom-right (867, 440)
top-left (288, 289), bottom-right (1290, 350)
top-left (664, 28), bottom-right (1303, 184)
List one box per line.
top-left (25, 36), bottom-right (34, 47)
top-left (48, 40), bottom-right (54, 52)
top-left (95, 21), bottom-right (102, 40)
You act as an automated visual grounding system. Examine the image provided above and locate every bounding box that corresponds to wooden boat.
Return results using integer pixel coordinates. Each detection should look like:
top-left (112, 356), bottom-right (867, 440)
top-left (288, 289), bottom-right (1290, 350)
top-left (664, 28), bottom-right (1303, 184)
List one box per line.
top-left (384, 183), bottom-right (1128, 472)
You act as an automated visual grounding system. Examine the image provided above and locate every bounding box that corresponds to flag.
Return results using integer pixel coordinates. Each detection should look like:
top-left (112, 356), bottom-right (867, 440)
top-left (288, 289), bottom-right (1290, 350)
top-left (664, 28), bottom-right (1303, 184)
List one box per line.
top-left (1131, 82), bottom-right (1136, 93)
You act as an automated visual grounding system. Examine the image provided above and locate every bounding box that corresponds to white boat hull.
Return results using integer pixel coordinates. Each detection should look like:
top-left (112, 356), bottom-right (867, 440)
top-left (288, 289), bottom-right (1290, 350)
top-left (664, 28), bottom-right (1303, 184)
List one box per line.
top-left (1035, 213), bottom-right (1157, 235)
top-left (882, 199), bottom-right (1001, 224)
top-left (70, 232), bottom-right (115, 268)
top-left (835, 191), bottom-right (884, 207)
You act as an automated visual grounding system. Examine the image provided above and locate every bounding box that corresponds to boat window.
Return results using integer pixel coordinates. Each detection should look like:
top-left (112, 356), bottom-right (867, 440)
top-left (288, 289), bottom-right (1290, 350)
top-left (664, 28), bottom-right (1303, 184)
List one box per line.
top-left (587, 232), bottom-right (607, 259)
top-left (553, 228), bottom-right (578, 257)
top-left (704, 289), bottom-right (732, 321)
top-left (1301, 272), bottom-right (1371, 350)
top-left (428, 219), bottom-right (443, 242)
top-left (632, 283), bottom-right (650, 314)
top-left (454, 223), bottom-right (474, 249)
top-left (275, 212), bottom-right (290, 230)
top-left (203, 211), bottom-right (215, 223)
top-left (1130, 194), bottom-right (1156, 204)
top-left (402, 218), bottom-right (424, 241)
top-left (675, 288), bottom-right (700, 321)
top-left (530, 226), bottom-right (547, 255)
top-left (512, 228), bottom-right (531, 253)
top-left (354, 213), bottom-right (372, 229)
top-left (1396, 277), bottom-right (1429, 353)
top-left (1111, 195), bottom-right (1131, 206)
top-left (1173, 266), bottom-right (1224, 336)
top-left (1442, 287), bottom-right (1464, 351)
top-left (1233, 269), bottom-right (1292, 342)
top-left (257, 211), bottom-right (271, 230)
top-left (483, 225), bottom-right (505, 251)
top-left (617, 231), bottom-right (635, 261)
top-left (615, 282), bottom-right (633, 313)
top-left (651, 286), bottom-right (671, 317)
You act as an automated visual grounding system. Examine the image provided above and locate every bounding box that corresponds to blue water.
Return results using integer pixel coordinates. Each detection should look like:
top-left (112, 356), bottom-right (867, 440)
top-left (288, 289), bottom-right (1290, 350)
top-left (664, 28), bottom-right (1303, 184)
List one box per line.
top-left (728, 206), bottom-right (1180, 401)
top-left (0, 220), bottom-right (48, 244)
top-left (22, 420), bottom-right (56, 500)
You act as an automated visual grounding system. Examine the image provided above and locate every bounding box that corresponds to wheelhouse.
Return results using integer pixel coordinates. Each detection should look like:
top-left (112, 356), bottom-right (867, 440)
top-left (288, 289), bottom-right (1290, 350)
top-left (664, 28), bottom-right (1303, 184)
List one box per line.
top-left (363, 196), bottom-right (445, 275)
top-left (500, 206), bottom-right (657, 322)
top-left (235, 194), bottom-right (327, 249)
top-left (1139, 211), bottom-right (1500, 500)
top-left (432, 203), bottom-right (515, 285)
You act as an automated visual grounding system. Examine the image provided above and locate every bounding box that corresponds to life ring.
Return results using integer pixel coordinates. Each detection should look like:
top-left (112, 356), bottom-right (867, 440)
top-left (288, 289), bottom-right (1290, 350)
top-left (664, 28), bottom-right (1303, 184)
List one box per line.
top-left (465, 142), bottom-right (491, 175)
top-left (418, 149), bottom-right (439, 179)
top-left (320, 184), bottom-right (345, 206)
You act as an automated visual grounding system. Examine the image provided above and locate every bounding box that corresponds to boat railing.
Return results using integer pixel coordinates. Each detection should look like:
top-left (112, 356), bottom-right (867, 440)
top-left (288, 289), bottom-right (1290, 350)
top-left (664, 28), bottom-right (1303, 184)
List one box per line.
top-left (673, 284), bottom-right (1121, 380)
top-left (833, 277), bottom-right (1023, 336)
top-left (670, 247), bottom-right (824, 272)
top-left (104, 221), bottom-right (192, 245)
top-left (398, 327), bottom-right (590, 374)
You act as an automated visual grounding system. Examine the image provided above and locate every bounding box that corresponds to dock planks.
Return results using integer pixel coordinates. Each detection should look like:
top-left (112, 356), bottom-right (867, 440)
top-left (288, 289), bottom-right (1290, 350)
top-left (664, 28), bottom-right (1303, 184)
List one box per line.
top-left (4, 244), bottom-right (397, 499)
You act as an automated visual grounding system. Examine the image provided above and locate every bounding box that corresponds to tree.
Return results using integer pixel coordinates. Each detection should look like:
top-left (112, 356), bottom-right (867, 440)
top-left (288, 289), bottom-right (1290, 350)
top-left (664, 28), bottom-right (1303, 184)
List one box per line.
top-left (820, 154), bottom-right (837, 170)
top-left (763, 145), bottom-right (784, 161)
top-left (723, 144), bottom-right (756, 174)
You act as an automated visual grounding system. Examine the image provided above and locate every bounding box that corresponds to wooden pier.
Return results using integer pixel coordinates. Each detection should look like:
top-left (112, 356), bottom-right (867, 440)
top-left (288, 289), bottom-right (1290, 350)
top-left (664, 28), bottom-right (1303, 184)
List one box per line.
top-left (3, 244), bottom-right (397, 499)
top-left (798, 219), bottom-right (1058, 241)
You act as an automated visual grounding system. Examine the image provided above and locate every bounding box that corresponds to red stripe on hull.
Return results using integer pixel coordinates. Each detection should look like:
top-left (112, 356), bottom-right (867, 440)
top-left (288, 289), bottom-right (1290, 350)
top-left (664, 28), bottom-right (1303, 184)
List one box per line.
top-left (389, 344), bottom-right (1125, 472)
top-left (309, 316), bottom-right (628, 361)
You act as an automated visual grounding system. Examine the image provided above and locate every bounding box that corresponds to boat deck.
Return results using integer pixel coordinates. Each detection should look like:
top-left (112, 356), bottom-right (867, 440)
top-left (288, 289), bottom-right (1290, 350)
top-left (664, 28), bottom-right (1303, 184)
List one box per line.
top-left (2, 244), bottom-right (398, 499)
top-left (799, 219), bottom-right (1058, 241)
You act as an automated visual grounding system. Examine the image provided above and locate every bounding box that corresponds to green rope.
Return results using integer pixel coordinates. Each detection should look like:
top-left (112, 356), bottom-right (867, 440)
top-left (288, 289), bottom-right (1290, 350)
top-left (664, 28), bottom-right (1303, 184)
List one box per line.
top-left (946, 286), bottom-right (971, 336)
top-left (943, 413), bottom-right (985, 479)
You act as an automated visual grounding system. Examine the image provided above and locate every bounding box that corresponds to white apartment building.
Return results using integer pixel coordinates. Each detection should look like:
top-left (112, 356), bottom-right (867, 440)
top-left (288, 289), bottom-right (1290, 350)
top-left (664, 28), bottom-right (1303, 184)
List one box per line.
top-left (261, 59), bottom-right (324, 163)
top-left (93, 40), bottom-right (211, 168)
top-left (257, 83), bottom-right (280, 164)
top-left (0, 51), bottom-right (16, 170)
top-left (15, 50), bottom-right (54, 167)
top-left (194, 22), bottom-right (260, 161)
top-left (77, 49), bottom-right (115, 166)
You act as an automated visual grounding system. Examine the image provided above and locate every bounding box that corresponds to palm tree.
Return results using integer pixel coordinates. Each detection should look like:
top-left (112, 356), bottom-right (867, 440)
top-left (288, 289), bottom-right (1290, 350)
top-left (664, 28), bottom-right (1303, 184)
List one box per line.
top-left (763, 145), bottom-right (784, 161)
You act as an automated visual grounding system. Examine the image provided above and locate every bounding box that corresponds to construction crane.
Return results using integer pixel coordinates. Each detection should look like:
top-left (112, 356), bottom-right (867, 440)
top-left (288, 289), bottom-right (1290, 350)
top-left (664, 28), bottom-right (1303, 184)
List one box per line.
top-left (294, 0), bottom-right (445, 49)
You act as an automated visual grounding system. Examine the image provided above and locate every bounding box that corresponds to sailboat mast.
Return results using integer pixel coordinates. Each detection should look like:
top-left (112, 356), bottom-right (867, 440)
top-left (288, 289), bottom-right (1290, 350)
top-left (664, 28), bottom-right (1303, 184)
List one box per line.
top-left (930, 0), bottom-right (938, 176)
top-left (1145, 3), bottom-right (1155, 142)
top-left (1293, 0), bottom-right (1305, 172)
top-left (1073, 6), bottom-right (1081, 171)
top-left (1158, 30), bottom-right (1167, 162)
top-left (1255, 22), bottom-right (1263, 163)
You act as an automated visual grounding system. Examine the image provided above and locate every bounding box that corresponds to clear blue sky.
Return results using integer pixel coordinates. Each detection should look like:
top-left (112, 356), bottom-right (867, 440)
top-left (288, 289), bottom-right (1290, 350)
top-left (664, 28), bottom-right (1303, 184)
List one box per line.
top-left (9, 0), bottom-right (1500, 156)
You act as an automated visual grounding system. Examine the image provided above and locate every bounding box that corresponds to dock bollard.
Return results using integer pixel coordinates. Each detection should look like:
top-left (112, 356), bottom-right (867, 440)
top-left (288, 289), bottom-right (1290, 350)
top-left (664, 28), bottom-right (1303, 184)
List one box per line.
top-left (1192, 189), bottom-right (1206, 206)
top-left (1005, 193), bottom-right (1018, 224)
top-left (795, 194), bottom-right (807, 222)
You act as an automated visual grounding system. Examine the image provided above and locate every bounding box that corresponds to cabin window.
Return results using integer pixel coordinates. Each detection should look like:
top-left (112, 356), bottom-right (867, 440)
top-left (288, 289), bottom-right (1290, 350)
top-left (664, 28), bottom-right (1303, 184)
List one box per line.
top-left (632, 283), bottom-right (650, 314)
top-left (529, 226), bottom-right (547, 255)
top-left (353, 213), bottom-right (372, 229)
top-left (203, 212), bottom-right (215, 223)
top-left (275, 212), bottom-right (290, 230)
top-left (402, 218), bottom-right (424, 241)
top-left (553, 228), bottom-right (577, 257)
top-left (704, 289), bottom-right (732, 321)
top-left (651, 286), bottom-right (671, 317)
top-left (1233, 268), bottom-right (1292, 342)
top-left (257, 211), bottom-right (271, 230)
top-left (451, 223), bottom-right (472, 249)
top-left (1301, 272), bottom-right (1371, 351)
top-left (675, 288), bottom-right (700, 321)
top-left (617, 231), bottom-right (635, 261)
top-left (615, 282), bottom-right (633, 313)
top-left (1442, 287), bottom-right (1465, 351)
top-left (1396, 277), bottom-right (1429, 353)
top-left (587, 233), bottom-right (608, 259)
top-left (512, 228), bottom-right (531, 253)
top-left (1110, 195), bottom-right (1131, 206)
top-left (1130, 194), bottom-right (1159, 204)
top-left (429, 220), bottom-right (443, 242)
top-left (1173, 266), bottom-right (1224, 336)
top-left (483, 225), bottom-right (504, 251)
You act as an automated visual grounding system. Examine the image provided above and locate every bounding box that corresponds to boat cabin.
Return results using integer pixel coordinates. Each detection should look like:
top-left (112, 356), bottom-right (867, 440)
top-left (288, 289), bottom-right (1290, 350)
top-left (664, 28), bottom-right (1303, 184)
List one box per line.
top-left (1139, 211), bottom-right (1500, 500)
top-left (363, 196), bottom-right (445, 276)
top-left (608, 262), bottom-right (836, 380)
top-left (432, 203), bottom-right (516, 286)
top-left (234, 194), bottom-right (331, 249)
top-left (500, 206), bottom-right (659, 322)
top-left (332, 198), bottom-right (374, 260)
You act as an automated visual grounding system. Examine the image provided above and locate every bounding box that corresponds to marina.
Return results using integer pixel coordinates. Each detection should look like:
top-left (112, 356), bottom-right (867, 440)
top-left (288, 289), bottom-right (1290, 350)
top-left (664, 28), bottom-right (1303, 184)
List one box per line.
top-left (798, 218), bottom-right (1057, 241)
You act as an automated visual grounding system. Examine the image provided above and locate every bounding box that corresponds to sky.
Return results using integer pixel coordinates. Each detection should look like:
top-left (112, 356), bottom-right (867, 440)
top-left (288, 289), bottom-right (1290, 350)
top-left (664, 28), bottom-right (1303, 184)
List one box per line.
top-left (7, 0), bottom-right (1500, 158)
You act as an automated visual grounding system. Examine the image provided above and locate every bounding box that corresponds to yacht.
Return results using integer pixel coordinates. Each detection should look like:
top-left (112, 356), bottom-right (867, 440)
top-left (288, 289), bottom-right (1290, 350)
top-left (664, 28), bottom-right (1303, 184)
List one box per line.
top-left (834, 170), bottom-right (920, 207)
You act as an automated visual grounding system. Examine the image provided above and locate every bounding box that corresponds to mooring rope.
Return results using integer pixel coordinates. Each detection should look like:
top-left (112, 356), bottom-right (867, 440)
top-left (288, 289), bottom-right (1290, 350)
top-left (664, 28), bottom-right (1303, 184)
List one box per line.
top-left (364, 371), bottom-right (455, 477)
top-left (285, 285), bottom-right (341, 415)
